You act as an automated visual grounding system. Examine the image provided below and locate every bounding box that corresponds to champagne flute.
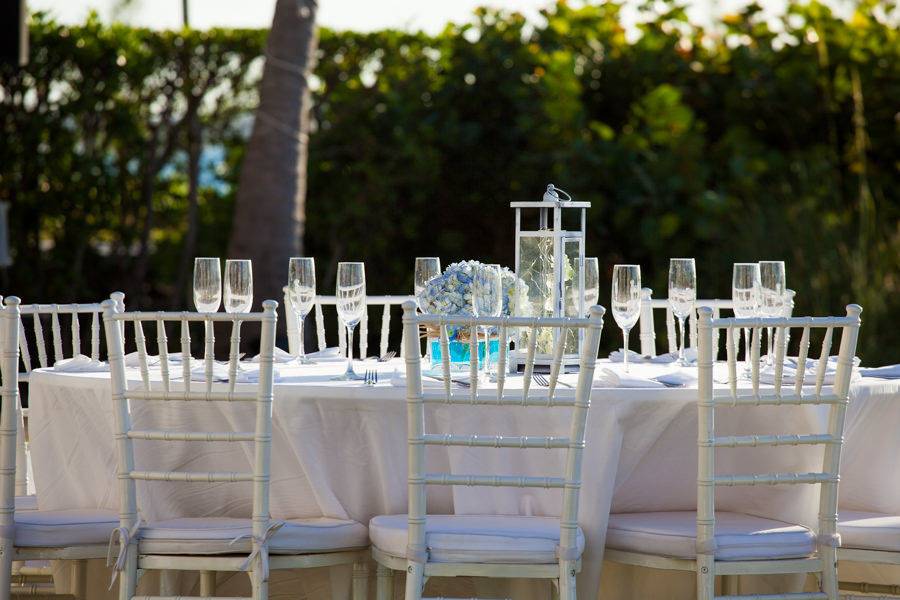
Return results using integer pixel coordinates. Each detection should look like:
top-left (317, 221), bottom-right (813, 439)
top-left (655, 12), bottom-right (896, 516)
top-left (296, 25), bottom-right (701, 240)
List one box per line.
top-left (288, 258), bottom-right (316, 364)
top-left (224, 260), bottom-right (253, 313)
top-left (334, 262), bottom-right (366, 381)
top-left (611, 265), bottom-right (641, 372)
top-left (584, 257), bottom-right (600, 312)
top-left (668, 258), bottom-right (696, 365)
top-left (193, 257), bottom-right (222, 312)
top-left (472, 264), bottom-right (502, 379)
top-left (414, 257), bottom-right (441, 312)
top-left (732, 263), bottom-right (760, 376)
top-left (759, 261), bottom-right (786, 364)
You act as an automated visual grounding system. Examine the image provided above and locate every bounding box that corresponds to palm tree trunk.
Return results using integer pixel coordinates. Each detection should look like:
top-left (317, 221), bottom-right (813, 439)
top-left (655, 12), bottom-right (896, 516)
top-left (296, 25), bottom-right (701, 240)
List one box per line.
top-left (229, 0), bottom-right (318, 309)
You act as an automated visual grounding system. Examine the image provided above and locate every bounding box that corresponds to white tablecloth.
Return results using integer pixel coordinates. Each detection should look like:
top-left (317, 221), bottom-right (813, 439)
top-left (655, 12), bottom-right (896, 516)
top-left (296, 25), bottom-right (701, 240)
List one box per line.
top-left (27, 358), bottom-right (900, 600)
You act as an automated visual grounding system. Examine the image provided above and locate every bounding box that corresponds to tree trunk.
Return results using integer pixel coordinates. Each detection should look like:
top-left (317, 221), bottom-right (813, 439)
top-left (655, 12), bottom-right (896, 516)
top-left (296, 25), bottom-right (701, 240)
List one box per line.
top-left (228, 0), bottom-right (318, 310)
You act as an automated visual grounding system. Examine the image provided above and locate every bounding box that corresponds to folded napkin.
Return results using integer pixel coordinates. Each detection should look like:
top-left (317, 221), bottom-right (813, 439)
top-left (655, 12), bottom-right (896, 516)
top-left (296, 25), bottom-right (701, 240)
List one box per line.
top-left (858, 364), bottom-right (900, 379)
top-left (53, 355), bottom-right (109, 373)
top-left (595, 368), bottom-right (665, 389)
top-left (124, 352), bottom-right (185, 368)
top-left (249, 347), bottom-right (298, 364)
top-left (189, 363), bottom-right (281, 384)
top-left (653, 370), bottom-right (697, 387)
top-left (608, 347), bottom-right (698, 365)
top-left (306, 347), bottom-right (343, 359)
top-left (760, 356), bottom-right (860, 386)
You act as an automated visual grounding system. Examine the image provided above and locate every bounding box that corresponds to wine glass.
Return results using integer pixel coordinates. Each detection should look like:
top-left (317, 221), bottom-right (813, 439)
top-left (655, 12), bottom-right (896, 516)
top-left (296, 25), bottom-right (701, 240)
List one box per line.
top-left (668, 258), bottom-right (696, 365)
top-left (732, 263), bottom-right (760, 375)
top-left (472, 264), bottom-right (502, 379)
top-left (334, 262), bottom-right (366, 381)
top-left (759, 261), bottom-right (786, 364)
top-left (611, 265), bottom-right (641, 372)
top-left (414, 257), bottom-right (441, 312)
top-left (584, 257), bottom-right (600, 312)
top-left (288, 257), bottom-right (316, 364)
top-left (193, 257), bottom-right (222, 312)
top-left (224, 260), bottom-right (253, 313)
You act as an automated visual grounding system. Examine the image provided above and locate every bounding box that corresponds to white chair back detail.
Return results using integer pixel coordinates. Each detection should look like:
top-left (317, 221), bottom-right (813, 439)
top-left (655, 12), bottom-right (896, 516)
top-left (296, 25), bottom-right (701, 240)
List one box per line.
top-left (638, 287), bottom-right (796, 357)
top-left (695, 304), bottom-right (861, 600)
top-left (0, 297), bottom-right (22, 594)
top-left (400, 301), bottom-right (605, 600)
top-left (101, 299), bottom-right (278, 597)
top-left (283, 287), bottom-right (414, 358)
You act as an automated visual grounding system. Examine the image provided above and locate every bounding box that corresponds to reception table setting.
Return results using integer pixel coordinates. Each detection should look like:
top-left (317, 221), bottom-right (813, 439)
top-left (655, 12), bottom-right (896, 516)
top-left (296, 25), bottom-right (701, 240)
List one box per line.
top-left (5, 185), bottom-right (900, 600)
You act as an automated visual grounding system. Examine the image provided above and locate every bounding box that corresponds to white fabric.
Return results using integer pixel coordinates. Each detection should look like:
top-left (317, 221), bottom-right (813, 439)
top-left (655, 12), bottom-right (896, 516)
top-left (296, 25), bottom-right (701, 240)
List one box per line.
top-left (370, 514), bottom-right (584, 564)
top-left (858, 364), bottom-right (900, 379)
top-left (124, 352), bottom-right (186, 368)
top-left (52, 355), bottom-right (109, 373)
top-left (137, 517), bottom-right (367, 555)
top-left (26, 360), bottom-right (899, 600)
top-left (189, 362), bottom-right (281, 383)
top-left (609, 348), bottom-right (697, 364)
top-left (15, 495), bottom-right (38, 511)
top-left (606, 511), bottom-right (816, 561)
top-left (596, 367), bottom-right (665, 388)
top-left (14, 509), bottom-right (117, 547)
top-left (249, 347), bottom-right (298, 364)
top-left (759, 355), bottom-right (861, 386)
top-left (838, 511), bottom-right (900, 552)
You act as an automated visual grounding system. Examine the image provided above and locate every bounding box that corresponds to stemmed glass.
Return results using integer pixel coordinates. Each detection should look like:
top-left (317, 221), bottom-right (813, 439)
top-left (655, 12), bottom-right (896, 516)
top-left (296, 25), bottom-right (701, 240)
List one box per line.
top-left (584, 257), bottom-right (600, 311)
top-left (414, 257), bottom-right (441, 311)
top-left (194, 257), bottom-right (221, 371)
top-left (668, 258), bottom-right (696, 365)
top-left (224, 260), bottom-right (253, 313)
top-left (732, 263), bottom-right (760, 376)
top-left (759, 261), bottom-right (786, 364)
top-left (611, 265), bottom-right (641, 372)
top-left (287, 258), bottom-right (316, 364)
top-left (472, 264), bottom-right (502, 379)
top-left (333, 262), bottom-right (366, 381)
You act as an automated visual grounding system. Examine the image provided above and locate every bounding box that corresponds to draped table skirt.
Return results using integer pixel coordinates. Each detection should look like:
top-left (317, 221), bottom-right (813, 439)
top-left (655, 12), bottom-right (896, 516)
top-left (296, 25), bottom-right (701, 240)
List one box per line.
top-left (27, 360), bottom-right (900, 600)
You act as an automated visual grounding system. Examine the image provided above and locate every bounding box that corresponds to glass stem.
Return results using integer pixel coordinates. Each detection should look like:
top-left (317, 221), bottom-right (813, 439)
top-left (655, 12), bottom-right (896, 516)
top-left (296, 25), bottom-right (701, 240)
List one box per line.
top-left (623, 327), bottom-right (631, 373)
top-left (767, 326), bottom-right (774, 365)
top-left (297, 313), bottom-right (305, 359)
top-left (678, 317), bottom-right (686, 363)
top-left (345, 324), bottom-right (356, 376)
top-left (743, 327), bottom-right (751, 376)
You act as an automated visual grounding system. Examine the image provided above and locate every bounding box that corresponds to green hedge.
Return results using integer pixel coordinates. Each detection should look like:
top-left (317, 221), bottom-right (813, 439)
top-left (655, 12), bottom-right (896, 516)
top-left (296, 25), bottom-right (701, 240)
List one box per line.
top-left (1, 2), bottom-right (898, 361)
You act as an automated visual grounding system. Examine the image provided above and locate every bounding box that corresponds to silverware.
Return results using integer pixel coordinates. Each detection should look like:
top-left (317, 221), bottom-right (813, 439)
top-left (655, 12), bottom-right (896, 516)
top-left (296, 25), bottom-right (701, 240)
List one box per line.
top-left (364, 369), bottom-right (378, 386)
top-left (532, 373), bottom-right (573, 388)
top-left (379, 351), bottom-right (396, 362)
top-left (424, 374), bottom-right (470, 388)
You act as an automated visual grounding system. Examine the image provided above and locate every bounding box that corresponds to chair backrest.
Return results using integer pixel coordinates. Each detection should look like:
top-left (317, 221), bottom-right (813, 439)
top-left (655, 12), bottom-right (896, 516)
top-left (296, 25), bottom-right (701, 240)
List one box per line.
top-left (695, 304), bottom-right (861, 563)
top-left (102, 300), bottom-right (278, 546)
top-left (283, 287), bottom-right (414, 358)
top-left (638, 288), bottom-right (796, 357)
top-left (11, 291), bottom-right (125, 378)
top-left (0, 297), bottom-right (22, 535)
top-left (401, 301), bottom-right (605, 566)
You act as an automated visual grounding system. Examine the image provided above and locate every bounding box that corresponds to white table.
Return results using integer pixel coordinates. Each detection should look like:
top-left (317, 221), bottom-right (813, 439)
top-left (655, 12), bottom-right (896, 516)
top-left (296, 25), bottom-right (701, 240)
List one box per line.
top-left (27, 358), bottom-right (900, 600)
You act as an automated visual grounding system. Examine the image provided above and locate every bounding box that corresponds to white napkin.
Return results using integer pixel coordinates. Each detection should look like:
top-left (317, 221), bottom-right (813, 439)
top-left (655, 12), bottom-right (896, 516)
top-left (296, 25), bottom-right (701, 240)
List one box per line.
top-left (595, 368), bottom-right (665, 388)
top-left (759, 356), bottom-right (860, 386)
top-left (858, 364), bottom-right (900, 379)
top-left (53, 355), bottom-right (109, 373)
top-left (189, 363), bottom-right (281, 384)
top-left (654, 370), bottom-right (697, 387)
top-left (249, 347), bottom-right (297, 364)
top-left (124, 352), bottom-right (185, 368)
top-left (608, 347), bottom-right (697, 364)
top-left (306, 347), bottom-right (343, 359)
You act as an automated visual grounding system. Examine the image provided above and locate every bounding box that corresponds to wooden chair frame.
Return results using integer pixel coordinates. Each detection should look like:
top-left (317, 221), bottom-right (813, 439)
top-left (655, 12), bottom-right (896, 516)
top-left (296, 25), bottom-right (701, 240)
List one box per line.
top-left (606, 304), bottom-right (862, 600)
top-left (283, 287), bottom-right (414, 359)
top-left (102, 300), bottom-right (368, 600)
top-left (0, 296), bottom-right (112, 600)
top-left (372, 301), bottom-right (605, 600)
top-left (837, 538), bottom-right (900, 597)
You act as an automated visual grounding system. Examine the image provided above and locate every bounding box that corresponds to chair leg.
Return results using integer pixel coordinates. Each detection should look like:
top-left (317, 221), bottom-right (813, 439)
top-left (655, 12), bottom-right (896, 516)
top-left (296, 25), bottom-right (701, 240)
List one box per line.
top-left (558, 560), bottom-right (576, 600)
top-left (72, 560), bottom-right (87, 600)
top-left (0, 538), bottom-right (12, 600)
top-left (820, 548), bottom-right (839, 600)
top-left (352, 561), bottom-right (369, 600)
top-left (375, 564), bottom-right (393, 600)
top-left (250, 560), bottom-right (267, 600)
top-left (697, 556), bottom-right (715, 600)
top-left (200, 570), bottom-right (216, 596)
top-left (120, 546), bottom-right (138, 600)
top-left (403, 561), bottom-right (424, 600)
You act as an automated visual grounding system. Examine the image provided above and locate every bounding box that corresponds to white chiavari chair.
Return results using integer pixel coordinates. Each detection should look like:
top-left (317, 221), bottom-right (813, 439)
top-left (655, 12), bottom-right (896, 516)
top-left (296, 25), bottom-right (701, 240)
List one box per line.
top-left (605, 304), bottom-right (862, 600)
top-left (638, 288), bottom-right (796, 359)
top-left (369, 301), bottom-right (606, 600)
top-left (102, 299), bottom-right (369, 600)
top-left (283, 287), bottom-right (414, 358)
top-left (836, 513), bottom-right (900, 598)
top-left (0, 297), bottom-right (119, 600)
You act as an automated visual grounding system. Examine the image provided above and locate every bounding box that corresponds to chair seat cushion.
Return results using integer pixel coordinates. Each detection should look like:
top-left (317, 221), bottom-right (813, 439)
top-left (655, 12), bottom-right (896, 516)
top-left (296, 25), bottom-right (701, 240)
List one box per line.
top-left (606, 511), bottom-right (816, 561)
top-left (138, 517), bottom-right (368, 555)
top-left (838, 511), bottom-right (900, 552)
top-left (369, 514), bottom-right (584, 564)
top-left (15, 509), bottom-right (118, 547)
top-left (15, 495), bottom-right (38, 511)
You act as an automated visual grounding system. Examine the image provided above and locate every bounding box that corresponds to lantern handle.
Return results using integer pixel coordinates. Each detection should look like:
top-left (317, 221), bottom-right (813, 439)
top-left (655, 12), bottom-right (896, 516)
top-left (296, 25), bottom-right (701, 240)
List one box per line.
top-left (543, 183), bottom-right (572, 203)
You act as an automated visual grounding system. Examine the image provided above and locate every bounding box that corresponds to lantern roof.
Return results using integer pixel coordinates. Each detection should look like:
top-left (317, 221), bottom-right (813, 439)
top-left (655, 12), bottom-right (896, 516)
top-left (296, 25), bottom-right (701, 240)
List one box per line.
top-left (510, 183), bottom-right (591, 209)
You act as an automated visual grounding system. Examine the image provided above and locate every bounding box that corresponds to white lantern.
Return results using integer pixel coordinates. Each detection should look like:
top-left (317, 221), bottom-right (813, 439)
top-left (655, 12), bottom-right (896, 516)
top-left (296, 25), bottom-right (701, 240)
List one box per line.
top-left (511, 184), bottom-right (590, 370)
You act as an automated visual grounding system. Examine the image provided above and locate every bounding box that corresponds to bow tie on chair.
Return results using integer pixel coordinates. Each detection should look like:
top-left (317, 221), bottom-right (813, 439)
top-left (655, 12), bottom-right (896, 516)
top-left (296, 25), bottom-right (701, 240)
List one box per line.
top-left (229, 520), bottom-right (285, 583)
top-left (106, 519), bottom-right (142, 590)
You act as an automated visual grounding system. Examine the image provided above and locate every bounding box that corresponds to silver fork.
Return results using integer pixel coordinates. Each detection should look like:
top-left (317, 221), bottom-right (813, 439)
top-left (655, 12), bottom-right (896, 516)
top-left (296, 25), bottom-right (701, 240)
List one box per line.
top-left (378, 351), bottom-right (396, 362)
top-left (364, 369), bottom-right (378, 386)
top-left (532, 373), bottom-right (573, 388)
